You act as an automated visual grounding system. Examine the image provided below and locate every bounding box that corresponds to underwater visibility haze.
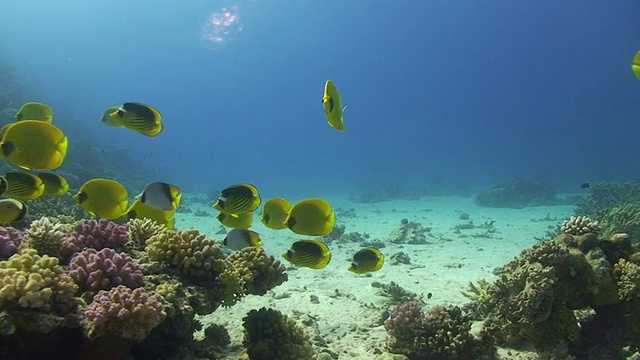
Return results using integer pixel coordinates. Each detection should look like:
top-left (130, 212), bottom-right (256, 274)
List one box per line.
top-left (3, 1), bottom-right (640, 359)
top-left (1, 0), bottom-right (639, 197)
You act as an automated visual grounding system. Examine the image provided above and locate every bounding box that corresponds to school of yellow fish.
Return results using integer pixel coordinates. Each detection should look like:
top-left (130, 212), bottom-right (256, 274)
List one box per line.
top-left (0, 83), bottom-right (385, 274)
top-left (6, 56), bottom-right (639, 272)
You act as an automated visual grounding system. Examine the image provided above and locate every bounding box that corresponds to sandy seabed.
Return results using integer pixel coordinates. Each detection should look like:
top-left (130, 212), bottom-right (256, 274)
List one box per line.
top-left (174, 194), bottom-right (576, 360)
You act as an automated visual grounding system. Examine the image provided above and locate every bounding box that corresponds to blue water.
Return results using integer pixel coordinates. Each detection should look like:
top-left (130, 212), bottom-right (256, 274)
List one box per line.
top-left (1, 0), bottom-right (639, 199)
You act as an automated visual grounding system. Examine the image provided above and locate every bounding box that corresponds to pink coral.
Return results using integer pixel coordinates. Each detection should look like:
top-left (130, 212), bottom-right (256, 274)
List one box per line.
top-left (69, 248), bottom-right (143, 294)
top-left (84, 286), bottom-right (165, 341)
top-left (0, 226), bottom-right (23, 259)
top-left (384, 300), bottom-right (423, 341)
top-left (61, 219), bottom-right (129, 258)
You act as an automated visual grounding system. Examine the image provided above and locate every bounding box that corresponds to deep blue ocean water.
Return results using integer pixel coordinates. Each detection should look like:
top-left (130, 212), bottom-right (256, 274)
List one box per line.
top-left (1, 0), bottom-right (639, 199)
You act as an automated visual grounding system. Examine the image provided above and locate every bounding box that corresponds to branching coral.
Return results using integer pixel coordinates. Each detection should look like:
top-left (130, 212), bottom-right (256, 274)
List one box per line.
top-left (243, 307), bottom-right (314, 360)
top-left (145, 229), bottom-right (225, 278)
top-left (23, 217), bottom-right (70, 258)
top-left (613, 258), bottom-right (640, 301)
top-left (69, 248), bottom-right (144, 296)
top-left (595, 203), bottom-right (640, 242)
top-left (0, 249), bottom-right (78, 335)
top-left (127, 217), bottom-right (163, 250)
top-left (575, 181), bottom-right (640, 216)
top-left (84, 285), bottom-right (165, 341)
top-left (61, 219), bottom-right (129, 259)
top-left (228, 247), bottom-right (288, 296)
top-left (560, 216), bottom-right (600, 236)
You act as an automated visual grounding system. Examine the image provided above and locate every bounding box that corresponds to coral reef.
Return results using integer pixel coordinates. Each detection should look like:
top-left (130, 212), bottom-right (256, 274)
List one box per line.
top-left (1, 213), bottom-right (289, 359)
top-left (0, 227), bottom-right (23, 260)
top-left (69, 248), bottom-right (144, 296)
top-left (127, 217), bottom-right (164, 250)
top-left (22, 196), bottom-right (89, 226)
top-left (594, 203), bottom-right (640, 242)
top-left (243, 307), bottom-right (315, 360)
top-left (384, 302), bottom-right (495, 360)
top-left (469, 232), bottom-right (640, 358)
top-left (575, 181), bottom-right (640, 216)
top-left (228, 247), bottom-right (288, 296)
top-left (23, 217), bottom-right (71, 259)
top-left (560, 215), bottom-right (601, 236)
top-left (61, 219), bottom-right (130, 260)
top-left (0, 249), bottom-right (78, 335)
top-left (146, 229), bottom-right (225, 279)
top-left (389, 219), bottom-right (431, 244)
top-left (84, 285), bottom-right (165, 341)
top-left (474, 179), bottom-right (557, 208)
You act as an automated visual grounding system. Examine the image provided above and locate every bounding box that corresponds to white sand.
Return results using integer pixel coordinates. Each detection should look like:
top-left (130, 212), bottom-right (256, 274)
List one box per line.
top-left (174, 194), bottom-right (575, 359)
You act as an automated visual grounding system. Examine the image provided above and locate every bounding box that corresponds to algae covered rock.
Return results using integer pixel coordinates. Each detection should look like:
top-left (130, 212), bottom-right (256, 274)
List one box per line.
top-left (384, 301), bottom-right (495, 360)
top-left (243, 307), bottom-right (314, 360)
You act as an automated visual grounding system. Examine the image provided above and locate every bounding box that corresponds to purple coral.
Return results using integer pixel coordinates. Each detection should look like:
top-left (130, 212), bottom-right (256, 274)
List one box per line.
top-left (84, 285), bottom-right (165, 341)
top-left (0, 226), bottom-right (24, 259)
top-left (384, 301), bottom-right (424, 341)
top-left (69, 248), bottom-right (144, 293)
top-left (61, 219), bottom-right (129, 258)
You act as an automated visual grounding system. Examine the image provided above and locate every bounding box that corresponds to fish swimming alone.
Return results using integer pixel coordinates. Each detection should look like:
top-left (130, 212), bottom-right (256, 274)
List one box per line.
top-left (282, 240), bottom-right (331, 269)
top-left (348, 248), bottom-right (384, 274)
top-left (633, 50), bottom-right (640, 80)
top-left (72, 178), bottom-right (129, 220)
top-left (0, 120), bottom-right (68, 170)
top-left (3, 171), bottom-right (45, 200)
top-left (37, 172), bottom-right (69, 196)
top-left (260, 197), bottom-right (291, 230)
top-left (217, 211), bottom-right (253, 229)
top-left (223, 229), bottom-right (263, 250)
top-left (138, 181), bottom-right (182, 212)
top-left (323, 80), bottom-right (346, 132)
top-left (0, 198), bottom-right (27, 223)
top-left (110, 102), bottom-right (163, 136)
top-left (287, 198), bottom-right (335, 236)
top-left (213, 183), bottom-right (261, 215)
top-left (14, 102), bottom-right (53, 123)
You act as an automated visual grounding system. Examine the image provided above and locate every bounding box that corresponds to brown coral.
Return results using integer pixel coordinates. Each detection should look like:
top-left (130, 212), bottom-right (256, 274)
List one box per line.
top-left (146, 229), bottom-right (225, 278)
top-left (613, 258), bottom-right (640, 301)
top-left (228, 247), bottom-right (288, 296)
top-left (127, 218), bottom-right (163, 250)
